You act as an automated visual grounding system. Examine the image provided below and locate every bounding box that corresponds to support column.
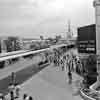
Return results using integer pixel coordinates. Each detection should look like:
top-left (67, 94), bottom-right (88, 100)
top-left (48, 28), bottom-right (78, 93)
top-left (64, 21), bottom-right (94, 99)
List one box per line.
top-left (93, 0), bottom-right (100, 81)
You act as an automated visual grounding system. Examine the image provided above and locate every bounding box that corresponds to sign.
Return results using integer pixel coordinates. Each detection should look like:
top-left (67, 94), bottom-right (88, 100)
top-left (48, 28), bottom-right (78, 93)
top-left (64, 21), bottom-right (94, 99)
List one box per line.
top-left (77, 24), bottom-right (96, 54)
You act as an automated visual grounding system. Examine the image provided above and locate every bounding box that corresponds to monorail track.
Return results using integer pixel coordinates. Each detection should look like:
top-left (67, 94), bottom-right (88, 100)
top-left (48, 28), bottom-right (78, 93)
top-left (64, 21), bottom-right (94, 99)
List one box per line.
top-left (0, 43), bottom-right (75, 68)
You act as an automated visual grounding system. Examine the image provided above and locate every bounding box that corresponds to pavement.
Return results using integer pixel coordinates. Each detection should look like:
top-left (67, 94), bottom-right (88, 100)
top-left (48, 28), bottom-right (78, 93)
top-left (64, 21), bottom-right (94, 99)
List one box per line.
top-left (13, 64), bottom-right (83, 100)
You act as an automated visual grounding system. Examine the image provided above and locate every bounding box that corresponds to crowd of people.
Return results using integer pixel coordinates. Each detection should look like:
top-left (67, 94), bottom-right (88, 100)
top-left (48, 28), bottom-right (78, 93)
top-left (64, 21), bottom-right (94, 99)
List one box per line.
top-left (45, 48), bottom-right (85, 84)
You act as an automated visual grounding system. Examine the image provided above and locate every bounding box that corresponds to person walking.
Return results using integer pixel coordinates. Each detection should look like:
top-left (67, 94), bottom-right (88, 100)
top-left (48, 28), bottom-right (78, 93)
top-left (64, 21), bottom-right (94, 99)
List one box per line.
top-left (10, 72), bottom-right (16, 85)
top-left (68, 71), bottom-right (72, 84)
top-left (29, 96), bottom-right (33, 100)
top-left (0, 93), bottom-right (4, 100)
top-left (60, 58), bottom-right (64, 71)
top-left (23, 94), bottom-right (27, 100)
top-left (23, 94), bottom-right (29, 100)
top-left (15, 83), bottom-right (21, 98)
top-left (8, 83), bottom-right (15, 97)
top-left (10, 91), bottom-right (14, 100)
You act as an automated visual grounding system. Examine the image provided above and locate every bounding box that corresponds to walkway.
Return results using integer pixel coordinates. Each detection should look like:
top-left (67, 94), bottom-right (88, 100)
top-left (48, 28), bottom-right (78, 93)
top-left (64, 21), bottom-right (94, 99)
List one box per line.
top-left (14, 65), bottom-right (83, 100)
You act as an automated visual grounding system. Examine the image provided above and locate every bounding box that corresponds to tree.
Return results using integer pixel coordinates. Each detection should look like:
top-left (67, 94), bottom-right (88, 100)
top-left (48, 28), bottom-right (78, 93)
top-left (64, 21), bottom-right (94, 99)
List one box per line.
top-left (40, 36), bottom-right (44, 40)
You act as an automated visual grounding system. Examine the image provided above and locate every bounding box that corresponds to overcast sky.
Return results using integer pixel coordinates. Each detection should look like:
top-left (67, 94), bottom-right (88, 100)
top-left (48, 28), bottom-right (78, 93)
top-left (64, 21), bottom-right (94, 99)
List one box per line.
top-left (0, 0), bottom-right (95, 38)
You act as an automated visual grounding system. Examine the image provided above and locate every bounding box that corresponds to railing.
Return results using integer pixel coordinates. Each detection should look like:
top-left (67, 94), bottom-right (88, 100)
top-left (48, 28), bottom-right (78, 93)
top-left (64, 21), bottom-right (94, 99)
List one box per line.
top-left (0, 48), bottom-right (50, 61)
top-left (0, 43), bottom-right (75, 62)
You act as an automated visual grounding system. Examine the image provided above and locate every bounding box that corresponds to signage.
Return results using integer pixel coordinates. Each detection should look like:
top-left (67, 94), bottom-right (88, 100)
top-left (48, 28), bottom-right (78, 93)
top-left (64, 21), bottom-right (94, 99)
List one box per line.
top-left (77, 24), bottom-right (96, 54)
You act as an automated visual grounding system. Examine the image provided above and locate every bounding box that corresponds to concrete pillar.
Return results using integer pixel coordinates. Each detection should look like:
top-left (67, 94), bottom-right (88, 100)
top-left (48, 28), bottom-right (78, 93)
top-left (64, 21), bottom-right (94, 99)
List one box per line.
top-left (93, 0), bottom-right (100, 81)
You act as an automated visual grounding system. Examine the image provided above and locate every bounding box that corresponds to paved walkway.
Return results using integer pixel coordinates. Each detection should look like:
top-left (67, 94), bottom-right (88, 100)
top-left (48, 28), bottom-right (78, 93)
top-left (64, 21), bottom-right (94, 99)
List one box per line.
top-left (14, 65), bottom-right (83, 100)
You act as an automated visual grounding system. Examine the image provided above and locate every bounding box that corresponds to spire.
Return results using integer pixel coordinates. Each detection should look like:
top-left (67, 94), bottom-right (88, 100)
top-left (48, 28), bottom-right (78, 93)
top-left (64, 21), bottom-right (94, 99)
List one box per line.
top-left (68, 20), bottom-right (71, 33)
top-left (66, 20), bottom-right (73, 39)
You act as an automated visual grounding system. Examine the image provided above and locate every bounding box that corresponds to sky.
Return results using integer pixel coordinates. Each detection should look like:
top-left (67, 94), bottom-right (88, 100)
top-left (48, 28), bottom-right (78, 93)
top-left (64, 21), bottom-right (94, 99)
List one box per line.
top-left (0, 0), bottom-right (95, 38)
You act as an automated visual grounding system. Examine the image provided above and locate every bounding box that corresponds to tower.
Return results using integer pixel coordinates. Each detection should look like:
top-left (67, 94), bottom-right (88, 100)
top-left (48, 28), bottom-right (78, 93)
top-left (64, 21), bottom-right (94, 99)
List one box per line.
top-left (66, 20), bottom-right (73, 40)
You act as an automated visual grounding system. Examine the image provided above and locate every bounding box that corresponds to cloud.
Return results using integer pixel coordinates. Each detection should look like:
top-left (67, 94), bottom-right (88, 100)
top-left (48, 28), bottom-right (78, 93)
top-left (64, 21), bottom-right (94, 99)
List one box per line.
top-left (0, 0), bottom-right (95, 38)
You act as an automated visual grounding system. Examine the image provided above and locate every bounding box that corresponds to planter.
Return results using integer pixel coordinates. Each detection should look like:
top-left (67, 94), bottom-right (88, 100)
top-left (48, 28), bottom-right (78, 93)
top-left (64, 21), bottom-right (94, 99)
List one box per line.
top-left (89, 81), bottom-right (100, 91)
top-left (80, 88), bottom-right (100, 100)
top-left (80, 89), bottom-right (95, 100)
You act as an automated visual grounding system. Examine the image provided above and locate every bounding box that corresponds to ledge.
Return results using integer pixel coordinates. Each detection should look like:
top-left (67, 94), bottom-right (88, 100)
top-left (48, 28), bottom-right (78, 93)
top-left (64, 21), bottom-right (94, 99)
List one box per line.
top-left (89, 81), bottom-right (100, 91)
top-left (80, 89), bottom-right (96, 100)
top-left (80, 81), bottom-right (100, 100)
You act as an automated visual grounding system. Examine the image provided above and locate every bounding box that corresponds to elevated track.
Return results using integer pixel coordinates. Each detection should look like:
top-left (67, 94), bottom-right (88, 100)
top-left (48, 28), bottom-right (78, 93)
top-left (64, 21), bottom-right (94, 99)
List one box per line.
top-left (0, 43), bottom-right (75, 62)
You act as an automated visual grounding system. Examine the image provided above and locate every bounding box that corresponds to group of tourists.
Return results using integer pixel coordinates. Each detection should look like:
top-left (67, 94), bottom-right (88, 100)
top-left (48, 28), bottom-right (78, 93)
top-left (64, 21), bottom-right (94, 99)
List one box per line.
top-left (40, 47), bottom-right (85, 85)
top-left (0, 72), bottom-right (21, 100)
top-left (8, 72), bottom-right (20, 100)
top-left (8, 72), bottom-right (35, 100)
top-left (45, 48), bottom-right (84, 84)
